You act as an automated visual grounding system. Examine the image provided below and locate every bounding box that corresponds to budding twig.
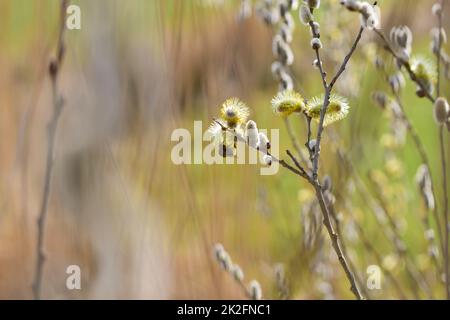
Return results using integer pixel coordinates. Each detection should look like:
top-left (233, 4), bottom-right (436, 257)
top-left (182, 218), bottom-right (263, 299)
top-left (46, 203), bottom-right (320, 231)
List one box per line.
top-left (312, 26), bottom-right (364, 180)
top-left (373, 29), bottom-right (436, 103)
top-left (303, 6), bottom-right (365, 300)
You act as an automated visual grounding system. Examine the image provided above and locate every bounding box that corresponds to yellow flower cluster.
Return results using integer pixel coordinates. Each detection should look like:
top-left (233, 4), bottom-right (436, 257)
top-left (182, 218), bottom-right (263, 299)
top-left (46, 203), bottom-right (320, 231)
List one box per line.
top-left (271, 90), bottom-right (350, 127)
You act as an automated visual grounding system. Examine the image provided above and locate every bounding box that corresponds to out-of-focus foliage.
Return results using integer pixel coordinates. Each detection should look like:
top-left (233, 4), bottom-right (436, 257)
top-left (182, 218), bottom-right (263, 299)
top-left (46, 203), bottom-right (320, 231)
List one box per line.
top-left (0, 0), bottom-right (449, 299)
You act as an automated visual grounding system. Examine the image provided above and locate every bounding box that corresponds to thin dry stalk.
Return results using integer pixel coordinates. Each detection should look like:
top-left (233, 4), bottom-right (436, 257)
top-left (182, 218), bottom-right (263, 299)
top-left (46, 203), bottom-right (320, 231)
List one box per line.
top-left (366, 173), bottom-right (433, 298)
top-left (435, 0), bottom-right (449, 300)
top-left (373, 14), bottom-right (450, 299)
top-left (439, 124), bottom-right (449, 299)
top-left (353, 222), bottom-right (407, 299)
top-left (328, 201), bottom-right (370, 299)
top-left (32, 0), bottom-right (69, 300)
top-left (377, 66), bottom-right (443, 278)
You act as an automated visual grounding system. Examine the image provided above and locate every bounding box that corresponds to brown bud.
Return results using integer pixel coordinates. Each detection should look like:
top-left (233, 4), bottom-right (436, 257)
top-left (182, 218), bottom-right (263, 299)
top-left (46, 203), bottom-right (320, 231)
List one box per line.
top-left (49, 59), bottom-right (58, 77)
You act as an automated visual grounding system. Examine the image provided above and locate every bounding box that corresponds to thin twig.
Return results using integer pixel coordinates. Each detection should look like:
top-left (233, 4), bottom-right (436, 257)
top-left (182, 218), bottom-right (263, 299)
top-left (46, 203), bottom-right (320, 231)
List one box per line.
top-left (214, 120), bottom-right (310, 181)
top-left (329, 27), bottom-right (365, 90)
top-left (440, 125), bottom-right (449, 299)
top-left (32, 0), bottom-right (68, 300)
top-left (304, 10), bottom-right (365, 299)
top-left (336, 148), bottom-right (419, 299)
top-left (373, 28), bottom-right (436, 103)
top-left (398, 96), bottom-right (445, 258)
top-left (313, 181), bottom-right (364, 299)
top-left (284, 117), bottom-right (309, 168)
top-left (328, 200), bottom-right (370, 299)
top-left (366, 173), bottom-right (433, 298)
top-left (353, 222), bottom-right (407, 299)
top-left (379, 64), bottom-right (445, 261)
top-left (435, 0), bottom-right (449, 300)
top-left (308, 8), bottom-right (327, 90)
top-left (312, 27), bottom-right (364, 180)
top-left (437, 0), bottom-right (444, 97)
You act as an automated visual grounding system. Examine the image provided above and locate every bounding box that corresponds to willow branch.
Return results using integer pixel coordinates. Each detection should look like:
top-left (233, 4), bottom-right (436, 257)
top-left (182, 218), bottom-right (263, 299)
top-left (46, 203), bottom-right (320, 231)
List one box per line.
top-left (312, 26), bottom-right (364, 180)
top-left (439, 125), bottom-right (449, 300)
top-left (373, 29), bottom-right (436, 103)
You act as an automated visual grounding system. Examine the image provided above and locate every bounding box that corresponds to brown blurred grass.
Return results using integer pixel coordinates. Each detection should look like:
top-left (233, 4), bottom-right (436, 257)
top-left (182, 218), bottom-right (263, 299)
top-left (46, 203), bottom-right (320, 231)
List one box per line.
top-left (0, 0), bottom-right (449, 299)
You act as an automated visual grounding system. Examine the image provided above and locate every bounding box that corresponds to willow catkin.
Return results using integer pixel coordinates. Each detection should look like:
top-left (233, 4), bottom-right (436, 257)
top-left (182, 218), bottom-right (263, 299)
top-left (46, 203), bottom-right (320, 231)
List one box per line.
top-left (434, 97), bottom-right (449, 124)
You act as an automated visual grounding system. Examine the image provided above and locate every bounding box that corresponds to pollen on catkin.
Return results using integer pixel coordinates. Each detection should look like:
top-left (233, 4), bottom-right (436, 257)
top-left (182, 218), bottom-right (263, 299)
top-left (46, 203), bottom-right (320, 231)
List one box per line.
top-left (219, 98), bottom-right (249, 129)
top-left (271, 90), bottom-right (306, 116)
top-left (410, 55), bottom-right (436, 96)
top-left (208, 120), bottom-right (237, 150)
top-left (306, 94), bottom-right (350, 126)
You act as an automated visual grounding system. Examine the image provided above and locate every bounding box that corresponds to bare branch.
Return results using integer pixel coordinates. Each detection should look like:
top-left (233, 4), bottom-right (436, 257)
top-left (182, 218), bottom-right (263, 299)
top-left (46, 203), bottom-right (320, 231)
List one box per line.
top-left (32, 0), bottom-right (69, 300)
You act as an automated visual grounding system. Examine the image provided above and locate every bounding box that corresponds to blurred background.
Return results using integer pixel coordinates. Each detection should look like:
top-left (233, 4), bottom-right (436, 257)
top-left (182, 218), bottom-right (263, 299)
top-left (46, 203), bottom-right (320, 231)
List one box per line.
top-left (0, 0), bottom-right (449, 299)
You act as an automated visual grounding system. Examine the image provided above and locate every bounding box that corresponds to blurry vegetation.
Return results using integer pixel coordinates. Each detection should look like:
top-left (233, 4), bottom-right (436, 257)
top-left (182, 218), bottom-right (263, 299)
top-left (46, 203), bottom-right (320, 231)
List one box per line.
top-left (0, 0), bottom-right (449, 299)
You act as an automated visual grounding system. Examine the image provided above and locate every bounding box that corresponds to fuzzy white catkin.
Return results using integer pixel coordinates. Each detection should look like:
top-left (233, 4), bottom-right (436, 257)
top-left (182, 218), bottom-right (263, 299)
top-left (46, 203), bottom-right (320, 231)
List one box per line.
top-left (304, 0), bottom-right (320, 9)
top-left (299, 5), bottom-right (313, 25)
top-left (258, 132), bottom-right (270, 153)
top-left (249, 280), bottom-right (262, 300)
top-left (272, 34), bottom-right (283, 56)
top-left (431, 27), bottom-right (447, 48)
top-left (279, 41), bottom-right (294, 65)
top-left (313, 58), bottom-right (321, 69)
top-left (214, 243), bottom-right (225, 259)
top-left (425, 229), bottom-right (435, 241)
top-left (308, 139), bottom-right (317, 151)
top-left (280, 71), bottom-right (294, 90)
top-left (360, 4), bottom-right (380, 30)
top-left (434, 97), bottom-right (449, 124)
top-left (390, 26), bottom-right (413, 61)
top-left (340, 0), bottom-right (363, 12)
top-left (310, 21), bottom-right (320, 37)
top-left (280, 24), bottom-right (293, 43)
top-left (432, 3), bottom-right (442, 16)
top-left (263, 154), bottom-right (273, 166)
top-left (289, 0), bottom-right (300, 11)
top-left (214, 243), bottom-right (232, 271)
top-left (311, 38), bottom-right (322, 50)
top-left (323, 175), bottom-right (332, 191)
top-left (232, 264), bottom-right (244, 282)
top-left (271, 61), bottom-right (283, 78)
top-left (219, 144), bottom-right (234, 158)
top-left (246, 120), bottom-right (260, 149)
